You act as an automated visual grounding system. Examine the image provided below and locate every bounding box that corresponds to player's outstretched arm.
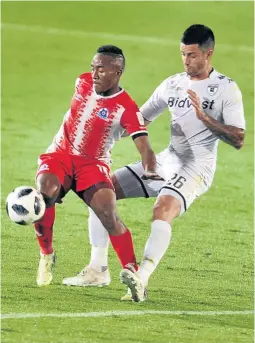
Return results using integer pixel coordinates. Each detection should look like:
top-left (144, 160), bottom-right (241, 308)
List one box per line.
top-left (133, 135), bottom-right (164, 180)
top-left (187, 89), bottom-right (245, 149)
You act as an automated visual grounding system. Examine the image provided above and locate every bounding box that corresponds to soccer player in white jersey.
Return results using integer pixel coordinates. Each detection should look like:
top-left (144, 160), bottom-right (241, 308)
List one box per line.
top-left (63, 25), bottom-right (245, 302)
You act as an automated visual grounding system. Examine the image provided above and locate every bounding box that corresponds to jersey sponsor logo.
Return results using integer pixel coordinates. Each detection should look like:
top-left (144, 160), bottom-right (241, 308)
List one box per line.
top-left (136, 112), bottom-right (145, 125)
top-left (207, 84), bottom-right (219, 96)
top-left (168, 97), bottom-right (215, 110)
top-left (98, 108), bottom-right (109, 120)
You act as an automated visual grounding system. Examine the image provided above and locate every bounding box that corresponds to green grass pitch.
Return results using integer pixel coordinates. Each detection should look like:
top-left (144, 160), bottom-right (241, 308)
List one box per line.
top-left (1, 2), bottom-right (254, 343)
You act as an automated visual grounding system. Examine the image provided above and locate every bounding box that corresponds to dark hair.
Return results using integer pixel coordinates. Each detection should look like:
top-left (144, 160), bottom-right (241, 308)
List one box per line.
top-left (181, 24), bottom-right (215, 50)
top-left (97, 45), bottom-right (125, 70)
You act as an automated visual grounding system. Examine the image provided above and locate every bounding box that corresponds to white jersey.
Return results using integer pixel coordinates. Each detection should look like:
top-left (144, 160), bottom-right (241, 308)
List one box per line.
top-left (140, 69), bottom-right (245, 172)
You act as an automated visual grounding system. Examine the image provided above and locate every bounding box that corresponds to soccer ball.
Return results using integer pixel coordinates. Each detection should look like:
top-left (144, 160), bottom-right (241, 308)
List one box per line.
top-left (6, 186), bottom-right (46, 225)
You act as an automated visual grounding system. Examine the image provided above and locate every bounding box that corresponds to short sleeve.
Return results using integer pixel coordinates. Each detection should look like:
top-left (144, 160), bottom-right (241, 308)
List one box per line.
top-left (75, 73), bottom-right (92, 92)
top-left (222, 82), bottom-right (245, 129)
top-left (120, 104), bottom-right (148, 137)
top-left (140, 78), bottom-right (169, 122)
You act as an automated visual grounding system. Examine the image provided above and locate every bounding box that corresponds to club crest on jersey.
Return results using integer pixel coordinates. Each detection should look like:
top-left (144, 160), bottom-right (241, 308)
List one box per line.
top-left (98, 108), bottom-right (109, 120)
top-left (207, 84), bottom-right (219, 96)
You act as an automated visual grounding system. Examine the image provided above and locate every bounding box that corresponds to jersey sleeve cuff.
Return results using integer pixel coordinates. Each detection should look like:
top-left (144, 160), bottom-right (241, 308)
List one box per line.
top-left (131, 131), bottom-right (148, 140)
top-left (142, 116), bottom-right (152, 122)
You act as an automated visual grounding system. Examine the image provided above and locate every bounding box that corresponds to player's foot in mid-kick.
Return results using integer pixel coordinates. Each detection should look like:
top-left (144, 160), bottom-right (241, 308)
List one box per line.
top-left (120, 264), bottom-right (147, 302)
top-left (37, 252), bottom-right (56, 286)
top-left (62, 266), bottom-right (111, 287)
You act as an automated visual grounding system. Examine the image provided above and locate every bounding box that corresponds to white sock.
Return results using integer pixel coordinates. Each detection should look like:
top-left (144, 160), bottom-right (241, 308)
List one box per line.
top-left (138, 220), bottom-right (172, 286)
top-left (88, 208), bottom-right (109, 272)
top-left (90, 246), bottom-right (109, 272)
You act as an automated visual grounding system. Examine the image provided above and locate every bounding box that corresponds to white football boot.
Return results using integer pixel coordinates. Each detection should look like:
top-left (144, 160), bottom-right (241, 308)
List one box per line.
top-left (62, 266), bottom-right (111, 287)
top-left (120, 264), bottom-right (147, 302)
top-left (121, 287), bottom-right (148, 301)
top-left (37, 252), bottom-right (56, 286)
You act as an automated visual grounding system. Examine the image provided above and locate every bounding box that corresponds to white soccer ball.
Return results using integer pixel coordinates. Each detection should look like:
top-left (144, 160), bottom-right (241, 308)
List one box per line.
top-left (6, 186), bottom-right (46, 225)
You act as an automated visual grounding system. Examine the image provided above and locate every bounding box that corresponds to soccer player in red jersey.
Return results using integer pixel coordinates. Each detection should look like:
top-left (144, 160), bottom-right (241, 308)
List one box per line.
top-left (35, 45), bottom-right (162, 287)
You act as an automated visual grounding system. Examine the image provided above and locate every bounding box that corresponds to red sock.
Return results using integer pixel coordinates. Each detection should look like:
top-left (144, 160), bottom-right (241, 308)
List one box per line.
top-left (34, 206), bottom-right (55, 255)
top-left (109, 229), bottom-right (138, 270)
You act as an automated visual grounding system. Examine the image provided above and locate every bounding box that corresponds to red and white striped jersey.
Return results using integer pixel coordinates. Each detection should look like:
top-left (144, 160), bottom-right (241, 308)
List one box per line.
top-left (47, 73), bottom-right (147, 164)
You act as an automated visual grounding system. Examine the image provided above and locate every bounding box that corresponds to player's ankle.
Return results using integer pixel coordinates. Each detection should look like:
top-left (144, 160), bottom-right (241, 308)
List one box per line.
top-left (89, 264), bottom-right (108, 273)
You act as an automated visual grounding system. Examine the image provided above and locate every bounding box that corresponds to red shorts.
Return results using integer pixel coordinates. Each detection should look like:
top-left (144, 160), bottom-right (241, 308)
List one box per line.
top-left (36, 153), bottom-right (112, 193)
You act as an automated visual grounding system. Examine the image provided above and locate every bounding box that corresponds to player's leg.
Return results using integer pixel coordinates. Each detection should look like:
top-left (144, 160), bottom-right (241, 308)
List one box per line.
top-left (135, 194), bottom-right (180, 289)
top-left (120, 194), bottom-right (180, 302)
top-left (35, 153), bottom-right (72, 286)
top-left (62, 161), bottom-right (162, 287)
top-left (87, 174), bottom-right (126, 271)
top-left (63, 159), bottom-right (139, 287)
top-left (65, 182), bottom-right (139, 286)
top-left (121, 164), bottom-right (212, 301)
top-left (62, 202), bottom-right (112, 287)
top-left (62, 173), bottom-right (125, 287)
top-left (35, 172), bottom-right (61, 254)
top-left (87, 185), bottom-right (138, 271)
top-left (88, 161), bottom-right (164, 266)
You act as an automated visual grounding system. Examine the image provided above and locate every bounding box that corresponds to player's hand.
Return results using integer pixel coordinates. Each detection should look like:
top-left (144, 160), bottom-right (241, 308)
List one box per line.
top-left (141, 171), bottom-right (165, 181)
top-left (187, 89), bottom-right (207, 121)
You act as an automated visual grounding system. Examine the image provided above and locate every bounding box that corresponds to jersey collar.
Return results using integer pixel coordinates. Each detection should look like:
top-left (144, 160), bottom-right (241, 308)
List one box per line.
top-left (208, 67), bottom-right (216, 78)
top-left (93, 87), bottom-right (125, 99)
top-left (186, 67), bottom-right (216, 80)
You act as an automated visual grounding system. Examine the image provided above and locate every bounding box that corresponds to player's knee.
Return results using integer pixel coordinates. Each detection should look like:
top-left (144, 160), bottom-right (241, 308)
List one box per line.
top-left (98, 208), bottom-right (117, 235)
top-left (153, 196), bottom-right (180, 223)
top-left (153, 202), bottom-right (169, 219)
top-left (36, 174), bottom-right (61, 207)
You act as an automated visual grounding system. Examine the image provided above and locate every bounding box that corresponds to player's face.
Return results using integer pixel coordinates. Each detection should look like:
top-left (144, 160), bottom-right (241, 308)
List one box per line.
top-left (181, 43), bottom-right (211, 78)
top-left (91, 54), bottom-right (121, 94)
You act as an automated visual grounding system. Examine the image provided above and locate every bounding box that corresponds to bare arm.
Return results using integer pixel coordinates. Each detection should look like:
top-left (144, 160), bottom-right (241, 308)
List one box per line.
top-left (132, 135), bottom-right (163, 180)
top-left (133, 135), bottom-right (156, 171)
top-left (198, 116), bottom-right (245, 149)
top-left (188, 89), bottom-right (245, 149)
